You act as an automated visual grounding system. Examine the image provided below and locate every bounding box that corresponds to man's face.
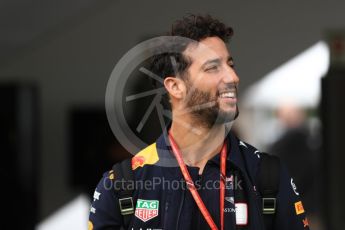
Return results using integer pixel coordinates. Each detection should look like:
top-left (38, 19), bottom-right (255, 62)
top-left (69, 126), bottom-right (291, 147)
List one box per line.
top-left (181, 36), bottom-right (239, 127)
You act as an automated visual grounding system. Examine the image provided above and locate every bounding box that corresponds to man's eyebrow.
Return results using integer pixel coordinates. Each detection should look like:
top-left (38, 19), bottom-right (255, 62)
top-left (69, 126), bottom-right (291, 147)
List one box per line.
top-left (201, 56), bottom-right (234, 69)
top-left (201, 58), bottom-right (221, 69)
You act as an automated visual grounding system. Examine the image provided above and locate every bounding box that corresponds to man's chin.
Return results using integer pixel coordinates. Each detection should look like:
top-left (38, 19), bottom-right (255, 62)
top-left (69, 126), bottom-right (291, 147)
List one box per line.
top-left (216, 109), bottom-right (238, 123)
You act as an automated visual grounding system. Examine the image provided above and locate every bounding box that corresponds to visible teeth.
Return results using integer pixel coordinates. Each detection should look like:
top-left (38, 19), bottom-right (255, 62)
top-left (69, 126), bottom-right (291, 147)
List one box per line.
top-left (219, 92), bottom-right (235, 98)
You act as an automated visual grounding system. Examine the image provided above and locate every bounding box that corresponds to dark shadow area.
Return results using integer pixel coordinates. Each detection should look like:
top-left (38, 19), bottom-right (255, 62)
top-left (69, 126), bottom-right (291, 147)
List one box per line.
top-left (0, 83), bottom-right (39, 230)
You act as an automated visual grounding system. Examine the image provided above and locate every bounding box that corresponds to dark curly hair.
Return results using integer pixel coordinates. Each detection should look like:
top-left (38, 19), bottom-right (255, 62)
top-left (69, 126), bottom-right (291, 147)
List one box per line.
top-left (150, 14), bottom-right (233, 108)
top-left (170, 14), bottom-right (233, 43)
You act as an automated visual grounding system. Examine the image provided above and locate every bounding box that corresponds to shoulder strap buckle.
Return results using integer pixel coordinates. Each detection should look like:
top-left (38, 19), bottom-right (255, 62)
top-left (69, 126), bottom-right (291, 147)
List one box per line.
top-left (262, 197), bottom-right (276, 214)
top-left (119, 197), bottom-right (135, 215)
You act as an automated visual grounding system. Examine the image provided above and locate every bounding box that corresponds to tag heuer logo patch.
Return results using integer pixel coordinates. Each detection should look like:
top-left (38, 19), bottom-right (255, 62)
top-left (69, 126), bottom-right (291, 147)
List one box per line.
top-left (135, 199), bottom-right (159, 222)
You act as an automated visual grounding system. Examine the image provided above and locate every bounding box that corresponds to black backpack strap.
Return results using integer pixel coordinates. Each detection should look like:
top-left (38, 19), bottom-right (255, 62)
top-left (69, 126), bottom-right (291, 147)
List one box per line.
top-left (112, 158), bottom-right (135, 228)
top-left (258, 153), bottom-right (281, 230)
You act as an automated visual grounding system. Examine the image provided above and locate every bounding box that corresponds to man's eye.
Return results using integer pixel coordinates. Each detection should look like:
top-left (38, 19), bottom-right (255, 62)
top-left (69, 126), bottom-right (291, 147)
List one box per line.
top-left (205, 66), bottom-right (218, 71)
top-left (228, 61), bottom-right (235, 68)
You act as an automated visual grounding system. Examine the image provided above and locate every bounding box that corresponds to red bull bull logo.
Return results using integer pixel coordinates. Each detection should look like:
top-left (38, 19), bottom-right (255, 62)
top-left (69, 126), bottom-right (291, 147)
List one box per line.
top-left (131, 143), bottom-right (159, 170)
top-left (132, 156), bottom-right (146, 170)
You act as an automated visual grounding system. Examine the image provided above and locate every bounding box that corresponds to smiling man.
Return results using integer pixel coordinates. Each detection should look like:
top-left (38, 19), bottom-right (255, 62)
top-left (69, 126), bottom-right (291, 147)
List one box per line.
top-left (164, 35), bottom-right (239, 175)
top-left (89, 14), bottom-right (310, 230)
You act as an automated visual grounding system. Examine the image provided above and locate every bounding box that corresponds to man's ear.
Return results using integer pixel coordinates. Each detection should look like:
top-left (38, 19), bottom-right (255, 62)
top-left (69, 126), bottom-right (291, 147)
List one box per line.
top-left (163, 76), bottom-right (186, 100)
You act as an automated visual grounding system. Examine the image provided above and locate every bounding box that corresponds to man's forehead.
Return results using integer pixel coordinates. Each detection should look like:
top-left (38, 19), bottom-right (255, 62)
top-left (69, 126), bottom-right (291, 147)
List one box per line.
top-left (183, 37), bottom-right (231, 63)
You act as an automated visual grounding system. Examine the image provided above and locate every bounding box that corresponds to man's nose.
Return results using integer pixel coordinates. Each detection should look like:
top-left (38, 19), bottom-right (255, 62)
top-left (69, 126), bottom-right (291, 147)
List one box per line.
top-left (222, 65), bottom-right (240, 85)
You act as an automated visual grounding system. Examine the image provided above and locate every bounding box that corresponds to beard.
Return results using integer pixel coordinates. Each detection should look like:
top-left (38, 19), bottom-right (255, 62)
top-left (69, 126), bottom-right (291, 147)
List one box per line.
top-left (184, 81), bottom-right (238, 129)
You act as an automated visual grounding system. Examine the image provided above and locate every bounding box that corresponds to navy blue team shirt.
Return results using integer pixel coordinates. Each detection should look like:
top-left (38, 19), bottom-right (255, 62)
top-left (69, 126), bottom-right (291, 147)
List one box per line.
top-left (88, 132), bottom-right (310, 230)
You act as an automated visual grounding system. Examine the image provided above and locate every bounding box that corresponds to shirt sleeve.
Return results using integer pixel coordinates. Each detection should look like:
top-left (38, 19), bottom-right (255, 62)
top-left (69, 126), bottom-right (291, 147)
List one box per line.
top-left (88, 171), bottom-right (123, 230)
top-left (274, 163), bottom-right (311, 230)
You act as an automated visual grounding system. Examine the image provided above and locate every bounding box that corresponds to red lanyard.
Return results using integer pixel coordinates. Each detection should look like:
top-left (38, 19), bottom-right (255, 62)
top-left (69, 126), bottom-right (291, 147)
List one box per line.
top-left (168, 131), bottom-right (227, 230)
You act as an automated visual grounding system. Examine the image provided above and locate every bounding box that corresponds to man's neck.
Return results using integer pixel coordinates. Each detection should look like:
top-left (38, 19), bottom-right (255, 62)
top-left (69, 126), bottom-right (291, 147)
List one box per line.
top-left (169, 117), bottom-right (226, 174)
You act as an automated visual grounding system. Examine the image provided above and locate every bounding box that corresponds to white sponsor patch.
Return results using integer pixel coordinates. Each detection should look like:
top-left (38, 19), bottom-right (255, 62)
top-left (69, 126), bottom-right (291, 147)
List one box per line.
top-left (254, 150), bottom-right (260, 158)
top-left (291, 178), bottom-right (300, 196)
top-left (235, 203), bottom-right (248, 225)
top-left (93, 190), bottom-right (101, 201)
top-left (225, 196), bottom-right (234, 204)
top-left (239, 141), bottom-right (248, 148)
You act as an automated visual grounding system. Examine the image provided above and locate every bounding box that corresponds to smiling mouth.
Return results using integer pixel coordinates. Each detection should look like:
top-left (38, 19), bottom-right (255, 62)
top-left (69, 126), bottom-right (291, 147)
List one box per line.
top-left (218, 91), bottom-right (236, 99)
